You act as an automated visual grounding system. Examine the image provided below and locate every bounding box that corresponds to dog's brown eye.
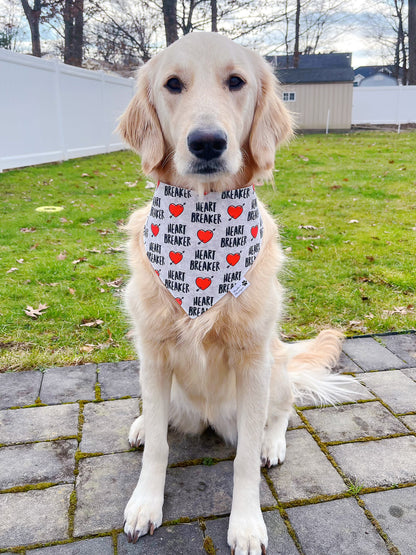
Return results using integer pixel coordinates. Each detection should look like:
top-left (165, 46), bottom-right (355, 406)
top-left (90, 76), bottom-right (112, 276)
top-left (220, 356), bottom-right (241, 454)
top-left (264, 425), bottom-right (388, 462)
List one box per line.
top-left (228, 75), bottom-right (245, 91)
top-left (165, 77), bottom-right (183, 94)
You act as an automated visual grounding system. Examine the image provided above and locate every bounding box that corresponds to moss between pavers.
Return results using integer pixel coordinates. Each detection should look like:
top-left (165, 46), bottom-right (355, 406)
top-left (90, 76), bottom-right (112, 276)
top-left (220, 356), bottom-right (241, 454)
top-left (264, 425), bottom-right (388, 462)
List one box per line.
top-left (0, 482), bottom-right (58, 494)
top-left (356, 497), bottom-right (400, 555)
top-left (203, 535), bottom-right (216, 554)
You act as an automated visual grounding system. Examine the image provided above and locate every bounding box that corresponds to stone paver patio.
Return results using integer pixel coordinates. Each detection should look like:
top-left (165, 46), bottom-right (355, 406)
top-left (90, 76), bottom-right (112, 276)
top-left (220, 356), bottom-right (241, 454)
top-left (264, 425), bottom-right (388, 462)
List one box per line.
top-left (0, 332), bottom-right (415, 554)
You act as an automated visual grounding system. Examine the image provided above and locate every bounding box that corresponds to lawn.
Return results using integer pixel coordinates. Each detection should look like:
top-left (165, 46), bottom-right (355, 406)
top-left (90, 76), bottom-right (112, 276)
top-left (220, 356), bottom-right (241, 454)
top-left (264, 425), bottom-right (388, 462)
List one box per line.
top-left (1, 132), bottom-right (415, 371)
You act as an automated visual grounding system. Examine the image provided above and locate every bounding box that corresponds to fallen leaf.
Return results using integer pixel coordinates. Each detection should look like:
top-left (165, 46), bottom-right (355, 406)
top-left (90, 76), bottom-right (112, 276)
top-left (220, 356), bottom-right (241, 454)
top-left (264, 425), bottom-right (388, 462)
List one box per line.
top-left (366, 256), bottom-right (375, 262)
top-left (125, 181), bottom-right (138, 187)
top-left (107, 277), bottom-right (123, 288)
top-left (80, 318), bottom-right (104, 327)
top-left (298, 154), bottom-right (309, 161)
top-left (97, 229), bottom-right (114, 236)
top-left (7, 267), bottom-right (18, 274)
top-left (30, 244), bottom-right (39, 250)
top-left (105, 246), bottom-right (123, 254)
top-left (69, 288), bottom-right (75, 295)
top-left (57, 251), bottom-right (67, 260)
top-left (24, 303), bottom-right (49, 319)
top-left (299, 225), bottom-right (318, 230)
top-left (20, 227), bottom-right (36, 233)
top-left (86, 248), bottom-right (101, 254)
top-left (145, 181), bottom-right (156, 189)
top-left (80, 344), bottom-right (95, 353)
top-left (81, 172), bottom-right (90, 177)
top-left (348, 219), bottom-right (359, 224)
top-left (81, 218), bottom-right (96, 226)
top-left (72, 257), bottom-right (88, 265)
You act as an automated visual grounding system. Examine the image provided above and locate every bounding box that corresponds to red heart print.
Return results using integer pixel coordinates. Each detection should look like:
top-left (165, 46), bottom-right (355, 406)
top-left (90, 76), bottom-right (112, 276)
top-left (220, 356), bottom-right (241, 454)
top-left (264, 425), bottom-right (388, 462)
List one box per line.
top-left (151, 224), bottom-right (159, 236)
top-left (169, 203), bottom-right (184, 217)
top-left (226, 253), bottom-right (240, 266)
top-left (169, 251), bottom-right (183, 264)
top-left (197, 230), bottom-right (213, 243)
top-left (196, 277), bottom-right (211, 290)
top-left (251, 225), bottom-right (258, 238)
top-left (228, 205), bottom-right (243, 219)
top-left (155, 270), bottom-right (160, 276)
top-left (175, 298), bottom-right (182, 305)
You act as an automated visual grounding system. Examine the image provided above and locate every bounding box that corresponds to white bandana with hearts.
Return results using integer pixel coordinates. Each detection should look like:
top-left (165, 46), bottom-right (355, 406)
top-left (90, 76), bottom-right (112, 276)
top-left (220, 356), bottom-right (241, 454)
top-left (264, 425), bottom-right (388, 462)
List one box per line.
top-left (143, 182), bottom-right (263, 318)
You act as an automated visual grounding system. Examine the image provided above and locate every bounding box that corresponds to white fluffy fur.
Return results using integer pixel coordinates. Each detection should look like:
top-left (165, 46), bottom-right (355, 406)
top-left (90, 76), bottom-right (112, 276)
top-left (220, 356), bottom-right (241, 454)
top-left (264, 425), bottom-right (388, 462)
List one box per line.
top-left (118, 32), bottom-right (355, 555)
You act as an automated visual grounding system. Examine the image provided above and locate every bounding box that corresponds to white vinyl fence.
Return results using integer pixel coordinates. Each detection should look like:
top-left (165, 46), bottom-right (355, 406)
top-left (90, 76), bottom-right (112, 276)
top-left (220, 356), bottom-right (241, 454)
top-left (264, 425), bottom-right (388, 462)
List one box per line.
top-left (352, 85), bottom-right (416, 127)
top-left (0, 49), bottom-right (135, 172)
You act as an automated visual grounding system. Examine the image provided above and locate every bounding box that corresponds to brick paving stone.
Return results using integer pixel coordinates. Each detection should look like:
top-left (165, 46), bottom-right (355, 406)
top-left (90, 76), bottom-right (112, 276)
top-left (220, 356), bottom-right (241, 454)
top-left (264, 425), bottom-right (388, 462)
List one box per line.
top-left (80, 398), bottom-right (139, 453)
top-left (168, 428), bottom-right (235, 465)
top-left (329, 436), bottom-right (416, 488)
top-left (0, 370), bottom-right (42, 409)
top-left (0, 404), bottom-right (79, 444)
top-left (288, 411), bottom-right (303, 428)
top-left (163, 461), bottom-right (276, 522)
top-left (203, 512), bottom-right (299, 555)
top-left (286, 497), bottom-right (389, 554)
top-left (0, 485), bottom-right (72, 549)
top-left (74, 452), bottom-right (142, 536)
top-left (400, 415), bottom-right (416, 431)
top-left (117, 522), bottom-right (205, 554)
top-left (303, 402), bottom-right (408, 443)
top-left (98, 360), bottom-right (141, 399)
top-left (379, 333), bottom-right (416, 366)
top-left (359, 370), bottom-right (416, 413)
top-left (342, 337), bottom-right (407, 371)
top-left (401, 367), bottom-right (416, 381)
top-left (336, 351), bottom-right (363, 373)
top-left (40, 364), bottom-right (97, 404)
top-left (0, 440), bottom-right (77, 490)
top-left (31, 537), bottom-right (114, 555)
top-left (267, 429), bottom-right (347, 502)
top-left (362, 486), bottom-right (416, 555)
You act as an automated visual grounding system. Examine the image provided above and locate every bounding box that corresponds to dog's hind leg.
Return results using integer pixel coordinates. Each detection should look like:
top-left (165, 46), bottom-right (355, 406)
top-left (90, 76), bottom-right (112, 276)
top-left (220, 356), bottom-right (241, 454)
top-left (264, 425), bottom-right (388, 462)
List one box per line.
top-left (261, 337), bottom-right (293, 468)
top-left (124, 355), bottom-right (172, 542)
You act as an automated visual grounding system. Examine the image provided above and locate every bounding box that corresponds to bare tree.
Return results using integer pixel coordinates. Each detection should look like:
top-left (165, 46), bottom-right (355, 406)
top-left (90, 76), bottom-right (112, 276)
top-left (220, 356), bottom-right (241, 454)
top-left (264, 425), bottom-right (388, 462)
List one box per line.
top-left (20, 0), bottom-right (42, 56)
top-left (211, 0), bottom-right (217, 32)
top-left (163, 0), bottom-right (178, 44)
top-left (63, 0), bottom-right (84, 65)
top-left (293, 0), bottom-right (300, 66)
top-left (409, 0), bottom-right (416, 83)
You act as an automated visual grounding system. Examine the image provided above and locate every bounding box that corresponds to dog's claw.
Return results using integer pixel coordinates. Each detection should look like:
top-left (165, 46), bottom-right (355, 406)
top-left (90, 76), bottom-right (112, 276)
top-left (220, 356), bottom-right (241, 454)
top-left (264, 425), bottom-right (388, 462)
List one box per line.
top-left (231, 549), bottom-right (235, 555)
top-left (261, 544), bottom-right (267, 554)
top-left (150, 522), bottom-right (155, 535)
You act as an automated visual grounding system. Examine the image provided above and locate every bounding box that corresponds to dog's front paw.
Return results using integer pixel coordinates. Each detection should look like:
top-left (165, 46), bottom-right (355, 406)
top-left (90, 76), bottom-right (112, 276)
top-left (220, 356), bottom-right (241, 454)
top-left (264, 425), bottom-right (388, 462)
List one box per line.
top-left (228, 512), bottom-right (268, 555)
top-left (261, 431), bottom-right (286, 468)
top-left (128, 414), bottom-right (145, 447)
top-left (123, 491), bottom-right (163, 543)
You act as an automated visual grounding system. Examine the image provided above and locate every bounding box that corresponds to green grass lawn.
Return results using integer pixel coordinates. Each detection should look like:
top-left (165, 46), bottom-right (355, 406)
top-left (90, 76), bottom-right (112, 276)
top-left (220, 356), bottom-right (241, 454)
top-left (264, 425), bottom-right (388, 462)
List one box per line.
top-left (1, 132), bottom-right (415, 371)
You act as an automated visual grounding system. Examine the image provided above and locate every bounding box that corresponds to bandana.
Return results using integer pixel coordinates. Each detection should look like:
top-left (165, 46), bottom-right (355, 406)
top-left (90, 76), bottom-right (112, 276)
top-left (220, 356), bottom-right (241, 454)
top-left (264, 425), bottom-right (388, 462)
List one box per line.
top-left (143, 182), bottom-right (263, 318)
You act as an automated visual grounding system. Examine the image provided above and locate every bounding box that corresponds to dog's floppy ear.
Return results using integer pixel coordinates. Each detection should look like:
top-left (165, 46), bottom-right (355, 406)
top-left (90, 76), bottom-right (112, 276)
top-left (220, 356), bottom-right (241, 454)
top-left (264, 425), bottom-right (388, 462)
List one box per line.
top-left (249, 61), bottom-right (293, 175)
top-left (117, 64), bottom-right (165, 175)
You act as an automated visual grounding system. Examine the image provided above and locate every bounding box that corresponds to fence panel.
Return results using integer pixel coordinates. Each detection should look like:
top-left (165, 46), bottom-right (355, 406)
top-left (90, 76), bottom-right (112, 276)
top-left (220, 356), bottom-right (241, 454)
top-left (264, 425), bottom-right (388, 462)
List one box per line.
top-left (352, 86), bottom-right (416, 126)
top-left (0, 49), bottom-right (135, 172)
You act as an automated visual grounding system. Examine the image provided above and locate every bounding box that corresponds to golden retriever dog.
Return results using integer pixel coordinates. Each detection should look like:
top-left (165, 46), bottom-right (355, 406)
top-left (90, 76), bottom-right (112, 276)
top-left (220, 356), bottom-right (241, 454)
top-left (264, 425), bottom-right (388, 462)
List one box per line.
top-left (118, 32), bottom-right (354, 554)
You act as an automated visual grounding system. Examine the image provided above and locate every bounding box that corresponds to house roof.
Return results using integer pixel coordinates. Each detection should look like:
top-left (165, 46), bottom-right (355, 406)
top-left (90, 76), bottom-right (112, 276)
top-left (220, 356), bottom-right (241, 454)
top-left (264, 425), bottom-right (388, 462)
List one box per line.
top-left (266, 53), bottom-right (354, 84)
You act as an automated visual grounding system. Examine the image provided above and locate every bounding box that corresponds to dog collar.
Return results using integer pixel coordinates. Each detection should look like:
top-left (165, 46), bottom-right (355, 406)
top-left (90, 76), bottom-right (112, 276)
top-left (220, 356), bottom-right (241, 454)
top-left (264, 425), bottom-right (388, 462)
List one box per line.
top-left (143, 182), bottom-right (263, 318)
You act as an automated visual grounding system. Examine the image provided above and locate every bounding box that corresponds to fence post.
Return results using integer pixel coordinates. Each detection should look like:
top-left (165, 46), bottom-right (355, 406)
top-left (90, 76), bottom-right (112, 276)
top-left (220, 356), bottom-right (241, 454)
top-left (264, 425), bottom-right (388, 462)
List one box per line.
top-left (54, 59), bottom-right (66, 160)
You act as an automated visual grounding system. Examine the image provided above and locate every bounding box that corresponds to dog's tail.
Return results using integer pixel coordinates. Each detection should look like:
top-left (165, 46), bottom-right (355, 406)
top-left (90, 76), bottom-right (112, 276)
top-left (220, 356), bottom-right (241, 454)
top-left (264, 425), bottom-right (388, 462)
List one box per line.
top-left (281, 330), bottom-right (356, 406)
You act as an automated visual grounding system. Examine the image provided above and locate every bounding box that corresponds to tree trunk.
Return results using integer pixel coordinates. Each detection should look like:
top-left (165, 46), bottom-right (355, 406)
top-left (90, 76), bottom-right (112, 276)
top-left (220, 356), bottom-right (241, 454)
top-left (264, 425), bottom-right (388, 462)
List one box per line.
top-left (211, 0), bottom-right (218, 32)
top-left (409, 0), bottom-right (416, 85)
top-left (162, 0), bottom-right (178, 45)
top-left (64, 0), bottom-right (84, 66)
top-left (20, 0), bottom-right (41, 57)
top-left (294, 0), bottom-right (301, 68)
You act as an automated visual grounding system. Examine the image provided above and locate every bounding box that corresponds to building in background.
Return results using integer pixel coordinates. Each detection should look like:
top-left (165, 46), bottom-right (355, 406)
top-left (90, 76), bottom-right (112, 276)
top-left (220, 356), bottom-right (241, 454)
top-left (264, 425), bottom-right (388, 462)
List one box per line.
top-left (267, 53), bottom-right (354, 132)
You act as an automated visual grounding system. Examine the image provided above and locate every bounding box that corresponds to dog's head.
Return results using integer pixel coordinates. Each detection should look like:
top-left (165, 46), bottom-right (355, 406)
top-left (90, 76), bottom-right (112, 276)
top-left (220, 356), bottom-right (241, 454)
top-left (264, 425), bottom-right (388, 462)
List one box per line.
top-left (118, 32), bottom-right (292, 189)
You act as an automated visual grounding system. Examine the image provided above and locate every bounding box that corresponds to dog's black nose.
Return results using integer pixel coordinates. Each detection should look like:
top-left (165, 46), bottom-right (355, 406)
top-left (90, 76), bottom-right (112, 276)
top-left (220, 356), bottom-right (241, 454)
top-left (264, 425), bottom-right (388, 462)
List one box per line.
top-left (187, 130), bottom-right (227, 161)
